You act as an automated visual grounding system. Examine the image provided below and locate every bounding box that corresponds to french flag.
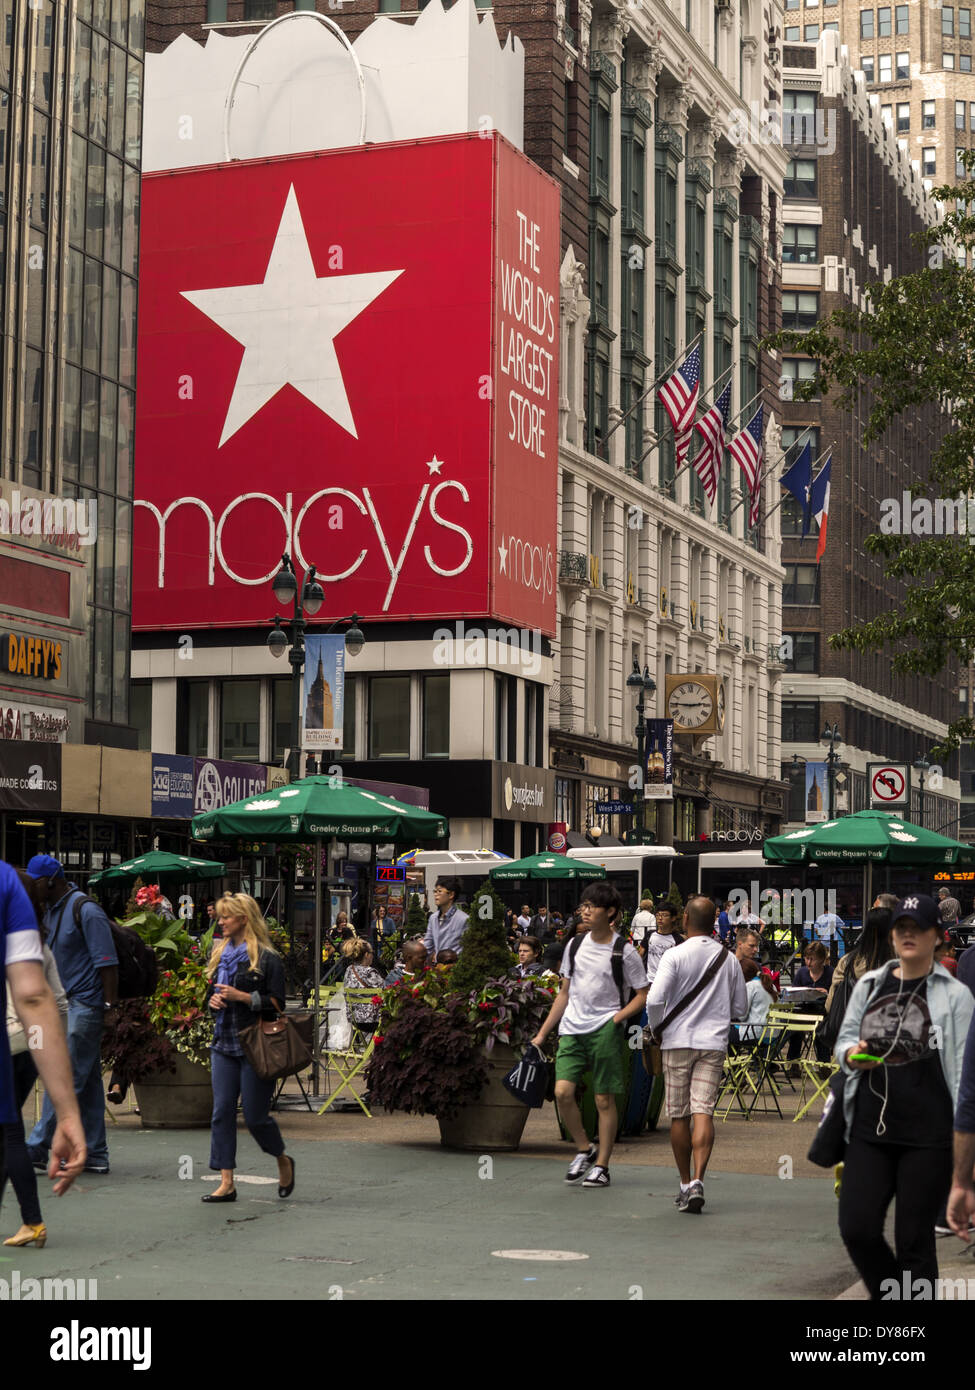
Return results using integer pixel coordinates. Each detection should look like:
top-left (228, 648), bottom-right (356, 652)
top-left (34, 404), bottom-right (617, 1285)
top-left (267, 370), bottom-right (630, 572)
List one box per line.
top-left (809, 456), bottom-right (831, 564)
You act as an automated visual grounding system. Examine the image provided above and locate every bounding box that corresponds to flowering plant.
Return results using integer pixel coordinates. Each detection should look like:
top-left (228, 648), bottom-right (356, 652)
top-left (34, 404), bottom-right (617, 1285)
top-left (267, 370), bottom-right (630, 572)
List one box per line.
top-left (463, 975), bottom-right (558, 1052)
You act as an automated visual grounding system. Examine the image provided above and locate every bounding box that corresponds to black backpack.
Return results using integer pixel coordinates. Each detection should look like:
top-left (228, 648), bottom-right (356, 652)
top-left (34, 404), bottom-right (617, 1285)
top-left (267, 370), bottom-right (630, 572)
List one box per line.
top-left (66, 893), bottom-right (160, 1000)
top-left (567, 932), bottom-right (633, 1009)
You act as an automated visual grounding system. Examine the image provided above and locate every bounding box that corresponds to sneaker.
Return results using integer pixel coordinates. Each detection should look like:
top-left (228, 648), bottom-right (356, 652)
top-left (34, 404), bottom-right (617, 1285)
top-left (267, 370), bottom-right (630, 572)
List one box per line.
top-left (581, 1165), bottom-right (610, 1188)
top-left (675, 1184), bottom-right (691, 1211)
top-left (29, 1150), bottom-right (48, 1172)
top-left (564, 1143), bottom-right (598, 1184)
top-left (685, 1180), bottom-right (705, 1214)
top-left (84, 1163), bottom-right (110, 1174)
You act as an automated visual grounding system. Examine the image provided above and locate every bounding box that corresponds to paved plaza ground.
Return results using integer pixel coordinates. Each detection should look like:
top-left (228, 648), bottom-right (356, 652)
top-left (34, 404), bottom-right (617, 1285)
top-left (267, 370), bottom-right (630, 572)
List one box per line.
top-left (0, 1090), bottom-right (876, 1302)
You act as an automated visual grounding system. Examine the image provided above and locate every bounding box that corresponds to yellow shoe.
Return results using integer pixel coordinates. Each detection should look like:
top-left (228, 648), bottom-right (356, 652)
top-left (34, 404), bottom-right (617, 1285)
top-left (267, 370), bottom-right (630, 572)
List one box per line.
top-left (833, 1163), bottom-right (843, 1199)
top-left (3, 1223), bottom-right (46, 1248)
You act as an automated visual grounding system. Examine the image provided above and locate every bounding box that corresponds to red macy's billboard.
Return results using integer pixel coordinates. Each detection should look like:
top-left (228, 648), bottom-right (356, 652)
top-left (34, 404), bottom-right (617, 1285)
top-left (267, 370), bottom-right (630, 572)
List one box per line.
top-left (132, 133), bottom-right (559, 636)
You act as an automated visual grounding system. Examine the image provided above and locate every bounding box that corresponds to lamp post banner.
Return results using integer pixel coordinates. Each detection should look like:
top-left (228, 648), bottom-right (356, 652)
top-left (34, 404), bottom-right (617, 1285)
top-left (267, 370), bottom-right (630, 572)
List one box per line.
top-left (302, 634), bottom-right (344, 751)
top-left (805, 761), bottom-right (828, 823)
top-left (644, 718), bottom-right (674, 800)
top-left (132, 134), bottom-right (559, 636)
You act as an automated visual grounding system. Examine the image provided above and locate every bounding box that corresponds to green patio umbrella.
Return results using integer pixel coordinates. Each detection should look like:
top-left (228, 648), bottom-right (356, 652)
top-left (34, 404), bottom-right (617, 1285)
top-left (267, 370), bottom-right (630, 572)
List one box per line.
top-left (489, 851), bottom-right (606, 913)
top-left (763, 810), bottom-right (975, 914)
top-left (192, 776), bottom-right (448, 1094)
top-left (88, 850), bottom-right (228, 887)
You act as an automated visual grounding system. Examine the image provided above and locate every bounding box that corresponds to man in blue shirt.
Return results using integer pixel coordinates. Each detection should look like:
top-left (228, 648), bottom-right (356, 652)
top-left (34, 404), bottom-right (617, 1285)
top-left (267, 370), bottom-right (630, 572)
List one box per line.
top-left (423, 877), bottom-right (470, 958)
top-left (1, 859), bottom-right (85, 1202)
top-left (24, 856), bottom-right (118, 1175)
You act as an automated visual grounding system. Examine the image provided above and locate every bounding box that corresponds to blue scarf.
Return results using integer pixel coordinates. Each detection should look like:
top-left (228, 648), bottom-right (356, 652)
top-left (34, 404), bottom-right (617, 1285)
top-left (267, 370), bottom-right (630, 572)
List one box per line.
top-left (216, 941), bottom-right (249, 986)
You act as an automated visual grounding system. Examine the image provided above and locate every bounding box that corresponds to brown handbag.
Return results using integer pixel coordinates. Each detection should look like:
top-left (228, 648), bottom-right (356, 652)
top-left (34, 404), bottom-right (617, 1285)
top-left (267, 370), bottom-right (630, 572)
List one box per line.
top-left (239, 1008), bottom-right (314, 1082)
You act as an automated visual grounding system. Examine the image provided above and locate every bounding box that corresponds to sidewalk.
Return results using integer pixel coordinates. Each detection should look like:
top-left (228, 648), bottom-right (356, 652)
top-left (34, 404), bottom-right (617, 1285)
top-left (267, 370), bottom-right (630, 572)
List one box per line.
top-left (0, 1095), bottom-right (855, 1301)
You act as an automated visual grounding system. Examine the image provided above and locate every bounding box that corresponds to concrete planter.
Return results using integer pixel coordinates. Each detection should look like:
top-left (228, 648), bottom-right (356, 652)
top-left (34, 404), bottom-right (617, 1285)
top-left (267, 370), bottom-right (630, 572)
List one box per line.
top-left (437, 1043), bottom-right (530, 1152)
top-left (134, 1053), bottom-right (213, 1129)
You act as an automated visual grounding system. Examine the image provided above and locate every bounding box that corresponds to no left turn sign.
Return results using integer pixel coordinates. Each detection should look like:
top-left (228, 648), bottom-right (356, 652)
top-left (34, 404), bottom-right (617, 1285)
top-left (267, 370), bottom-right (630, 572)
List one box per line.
top-left (870, 764), bottom-right (908, 806)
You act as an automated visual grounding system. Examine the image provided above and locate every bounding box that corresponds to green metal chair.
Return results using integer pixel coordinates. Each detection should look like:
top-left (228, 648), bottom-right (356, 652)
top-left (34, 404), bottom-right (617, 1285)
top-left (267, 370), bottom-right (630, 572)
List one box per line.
top-left (318, 987), bottom-right (380, 1118)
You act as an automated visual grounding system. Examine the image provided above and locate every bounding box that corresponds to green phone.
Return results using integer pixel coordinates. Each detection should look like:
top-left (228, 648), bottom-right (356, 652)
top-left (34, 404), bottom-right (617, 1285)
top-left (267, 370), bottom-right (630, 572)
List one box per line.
top-left (849, 1052), bottom-right (884, 1064)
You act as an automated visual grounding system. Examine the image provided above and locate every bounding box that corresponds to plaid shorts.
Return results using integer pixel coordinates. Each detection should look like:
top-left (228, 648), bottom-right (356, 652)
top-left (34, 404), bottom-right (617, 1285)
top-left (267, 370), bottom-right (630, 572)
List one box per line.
top-left (662, 1048), bottom-right (726, 1119)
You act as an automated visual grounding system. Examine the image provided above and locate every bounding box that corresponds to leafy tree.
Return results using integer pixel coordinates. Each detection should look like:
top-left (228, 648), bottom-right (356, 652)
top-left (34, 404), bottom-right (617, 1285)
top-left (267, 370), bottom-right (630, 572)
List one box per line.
top-left (664, 880), bottom-right (684, 915)
top-left (405, 892), bottom-right (427, 937)
top-left (449, 878), bottom-right (514, 995)
top-left (765, 161), bottom-right (975, 753)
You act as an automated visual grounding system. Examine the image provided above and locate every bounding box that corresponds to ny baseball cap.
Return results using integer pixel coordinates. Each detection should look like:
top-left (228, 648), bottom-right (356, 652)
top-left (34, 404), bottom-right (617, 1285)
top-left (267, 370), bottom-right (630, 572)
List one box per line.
top-left (25, 854), bottom-right (65, 881)
top-left (892, 894), bottom-right (939, 931)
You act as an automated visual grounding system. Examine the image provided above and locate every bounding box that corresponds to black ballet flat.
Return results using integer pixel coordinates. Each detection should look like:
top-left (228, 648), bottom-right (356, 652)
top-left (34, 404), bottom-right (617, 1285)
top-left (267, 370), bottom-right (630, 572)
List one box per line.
top-left (278, 1156), bottom-right (296, 1199)
top-left (201, 1189), bottom-right (237, 1203)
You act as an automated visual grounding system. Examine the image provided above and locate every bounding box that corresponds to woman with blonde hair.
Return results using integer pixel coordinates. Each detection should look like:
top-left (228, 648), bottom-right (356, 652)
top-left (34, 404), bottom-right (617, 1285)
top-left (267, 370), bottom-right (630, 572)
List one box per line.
top-left (202, 893), bottom-right (295, 1204)
top-left (342, 937), bottom-right (385, 1034)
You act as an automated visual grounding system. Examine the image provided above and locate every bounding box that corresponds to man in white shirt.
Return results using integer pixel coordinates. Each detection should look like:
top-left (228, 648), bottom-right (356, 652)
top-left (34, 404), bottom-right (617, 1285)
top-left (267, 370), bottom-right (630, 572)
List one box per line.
top-left (532, 883), bottom-right (648, 1189)
top-left (647, 895), bottom-right (747, 1214)
top-left (516, 905), bottom-right (532, 933)
top-left (630, 898), bottom-right (655, 957)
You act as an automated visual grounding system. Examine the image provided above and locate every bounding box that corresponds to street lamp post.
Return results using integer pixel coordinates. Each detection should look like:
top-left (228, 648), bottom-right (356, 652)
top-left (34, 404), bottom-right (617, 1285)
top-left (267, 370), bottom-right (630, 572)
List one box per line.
top-left (914, 755), bottom-right (930, 827)
top-left (822, 722), bottom-right (842, 819)
top-left (267, 553), bottom-right (365, 779)
top-left (626, 659), bottom-right (657, 844)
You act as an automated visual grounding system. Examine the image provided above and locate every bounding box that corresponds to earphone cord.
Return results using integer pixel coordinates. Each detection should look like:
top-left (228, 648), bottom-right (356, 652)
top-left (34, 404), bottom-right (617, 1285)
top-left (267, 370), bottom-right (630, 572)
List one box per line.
top-left (870, 968), bottom-right (926, 1138)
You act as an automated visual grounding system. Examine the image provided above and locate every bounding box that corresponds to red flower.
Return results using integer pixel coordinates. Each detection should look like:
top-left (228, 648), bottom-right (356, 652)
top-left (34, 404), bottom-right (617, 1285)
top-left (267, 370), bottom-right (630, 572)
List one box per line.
top-left (373, 1035), bottom-right (384, 1045)
top-left (371, 995), bottom-right (382, 1006)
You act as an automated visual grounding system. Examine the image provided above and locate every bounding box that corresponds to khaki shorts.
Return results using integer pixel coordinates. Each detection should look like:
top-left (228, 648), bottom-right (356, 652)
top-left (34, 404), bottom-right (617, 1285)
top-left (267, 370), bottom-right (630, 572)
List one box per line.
top-left (662, 1048), bottom-right (726, 1118)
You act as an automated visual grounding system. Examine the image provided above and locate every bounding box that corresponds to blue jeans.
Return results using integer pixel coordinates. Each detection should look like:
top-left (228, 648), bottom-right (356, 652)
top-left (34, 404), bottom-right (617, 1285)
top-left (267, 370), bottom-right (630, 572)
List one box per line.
top-left (209, 1049), bottom-right (284, 1171)
top-left (27, 1000), bottom-right (108, 1168)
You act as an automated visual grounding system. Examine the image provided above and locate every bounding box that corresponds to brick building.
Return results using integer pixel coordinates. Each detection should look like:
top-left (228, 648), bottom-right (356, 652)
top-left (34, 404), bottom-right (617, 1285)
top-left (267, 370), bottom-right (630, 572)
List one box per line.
top-left (779, 33), bottom-right (960, 832)
top-left (782, 0), bottom-right (975, 194)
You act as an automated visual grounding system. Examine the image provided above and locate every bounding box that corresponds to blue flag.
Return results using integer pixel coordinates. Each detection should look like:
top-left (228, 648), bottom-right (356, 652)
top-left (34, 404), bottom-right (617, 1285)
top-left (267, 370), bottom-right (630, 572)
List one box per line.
top-left (780, 440), bottom-right (813, 536)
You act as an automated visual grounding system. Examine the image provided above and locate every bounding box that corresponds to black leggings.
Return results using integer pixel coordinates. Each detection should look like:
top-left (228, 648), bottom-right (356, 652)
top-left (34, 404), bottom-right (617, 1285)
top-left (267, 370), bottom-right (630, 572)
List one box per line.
top-left (0, 1053), bottom-right (42, 1227)
top-left (838, 1135), bottom-right (951, 1300)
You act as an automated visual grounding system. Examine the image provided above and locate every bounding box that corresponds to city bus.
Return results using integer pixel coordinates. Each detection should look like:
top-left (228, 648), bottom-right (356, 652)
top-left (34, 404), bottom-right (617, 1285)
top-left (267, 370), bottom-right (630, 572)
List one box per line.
top-left (565, 845), bottom-right (677, 913)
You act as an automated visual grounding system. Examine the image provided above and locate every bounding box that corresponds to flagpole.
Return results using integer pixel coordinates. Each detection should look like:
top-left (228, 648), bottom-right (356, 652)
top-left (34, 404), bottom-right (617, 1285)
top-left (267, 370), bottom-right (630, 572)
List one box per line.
top-left (724, 422), bottom-right (820, 525)
top-left (632, 361), bottom-right (736, 472)
top-left (603, 330), bottom-right (704, 445)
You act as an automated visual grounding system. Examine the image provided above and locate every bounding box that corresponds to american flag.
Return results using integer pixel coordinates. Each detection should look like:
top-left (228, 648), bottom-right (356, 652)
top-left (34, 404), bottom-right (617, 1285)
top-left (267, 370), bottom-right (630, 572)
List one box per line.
top-left (657, 344), bottom-right (701, 469)
top-left (729, 404), bottom-right (764, 528)
top-left (692, 382), bottom-right (733, 505)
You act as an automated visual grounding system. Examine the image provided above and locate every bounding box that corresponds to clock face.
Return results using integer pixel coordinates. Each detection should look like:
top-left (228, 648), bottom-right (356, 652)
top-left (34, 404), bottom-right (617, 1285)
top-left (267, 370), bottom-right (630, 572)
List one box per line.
top-left (717, 683), bottom-right (726, 729)
top-left (667, 681), bottom-right (714, 729)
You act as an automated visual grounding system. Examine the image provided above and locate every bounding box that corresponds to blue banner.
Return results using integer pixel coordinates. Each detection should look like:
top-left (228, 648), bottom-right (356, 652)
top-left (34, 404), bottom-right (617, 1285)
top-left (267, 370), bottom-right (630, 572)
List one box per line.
top-left (645, 718), bottom-right (674, 800)
top-left (151, 754), bottom-right (195, 819)
top-left (302, 635), bottom-right (345, 751)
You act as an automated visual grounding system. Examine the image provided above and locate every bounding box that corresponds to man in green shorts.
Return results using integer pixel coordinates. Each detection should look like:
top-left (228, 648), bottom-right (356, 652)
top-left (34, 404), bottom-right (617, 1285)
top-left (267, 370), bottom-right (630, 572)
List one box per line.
top-left (532, 882), bottom-right (648, 1188)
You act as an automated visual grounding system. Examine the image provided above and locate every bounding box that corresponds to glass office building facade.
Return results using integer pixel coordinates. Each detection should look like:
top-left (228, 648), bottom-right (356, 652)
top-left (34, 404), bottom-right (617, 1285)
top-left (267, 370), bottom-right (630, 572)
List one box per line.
top-left (0, 0), bottom-right (144, 736)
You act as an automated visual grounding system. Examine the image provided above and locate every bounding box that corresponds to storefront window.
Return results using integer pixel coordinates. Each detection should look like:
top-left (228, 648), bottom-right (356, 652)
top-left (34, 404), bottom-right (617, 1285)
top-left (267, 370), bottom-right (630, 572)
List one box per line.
top-left (555, 777), bottom-right (576, 827)
top-left (422, 674), bottom-right (449, 758)
top-left (369, 676), bottom-right (410, 759)
top-left (675, 797), bottom-right (696, 841)
top-left (220, 679), bottom-right (260, 761)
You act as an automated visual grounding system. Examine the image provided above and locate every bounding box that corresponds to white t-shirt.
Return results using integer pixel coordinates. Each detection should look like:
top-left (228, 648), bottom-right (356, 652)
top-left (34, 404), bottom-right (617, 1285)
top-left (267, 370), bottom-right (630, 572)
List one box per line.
top-left (647, 936), bottom-right (748, 1053)
top-left (558, 933), bottom-right (648, 1036)
top-left (630, 909), bottom-right (655, 943)
top-left (644, 930), bottom-right (678, 983)
top-left (516, 915), bottom-right (531, 931)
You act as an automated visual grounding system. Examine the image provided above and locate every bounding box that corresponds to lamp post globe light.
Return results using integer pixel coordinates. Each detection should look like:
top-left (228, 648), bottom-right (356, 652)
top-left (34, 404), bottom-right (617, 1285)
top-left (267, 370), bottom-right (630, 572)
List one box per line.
top-left (627, 658), bottom-right (657, 844)
top-left (821, 722), bottom-right (842, 820)
top-left (267, 552), bottom-right (365, 779)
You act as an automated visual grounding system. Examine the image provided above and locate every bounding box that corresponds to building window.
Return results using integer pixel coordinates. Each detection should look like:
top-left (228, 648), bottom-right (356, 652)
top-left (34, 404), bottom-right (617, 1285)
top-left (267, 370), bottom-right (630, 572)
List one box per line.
top-left (782, 424), bottom-right (821, 461)
top-left (369, 676), bottom-right (411, 759)
top-left (220, 679), bottom-right (260, 762)
top-left (585, 345), bottom-right (610, 458)
top-left (878, 53), bottom-right (892, 82)
top-left (780, 496), bottom-right (807, 536)
top-left (591, 97), bottom-right (611, 197)
top-left (958, 100), bottom-right (968, 130)
top-left (896, 51), bottom-right (909, 79)
top-left (786, 0), bottom-right (799, 8)
top-left (206, 0), bottom-right (228, 18)
top-left (272, 677), bottom-right (291, 763)
top-left (961, 53), bottom-right (972, 71)
top-left (782, 290), bottom-right (820, 330)
top-left (861, 56), bottom-right (875, 83)
top-left (805, 23), bottom-right (819, 39)
top-left (781, 357), bottom-right (819, 399)
top-left (925, 100), bottom-right (937, 129)
top-left (784, 157), bottom-right (817, 196)
top-left (881, 103), bottom-right (892, 127)
top-left (958, 148), bottom-right (968, 178)
top-left (785, 24), bottom-right (801, 40)
top-left (962, 7), bottom-right (972, 37)
top-left (896, 102), bottom-right (910, 132)
top-left (130, 680), bottom-right (151, 751)
top-left (970, 101), bottom-right (975, 131)
top-left (783, 563), bottom-right (821, 605)
top-left (177, 680), bottom-right (210, 758)
top-left (945, 52), bottom-right (956, 68)
top-left (896, 3), bottom-right (908, 32)
top-left (783, 223), bottom-right (819, 263)
top-left (878, 6), bottom-right (891, 35)
top-left (422, 674), bottom-right (450, 758)
top-left (555, 776), bottom-right (576, 827)
top-left (944, 5), bottom-right (955, 36)
top-left (860, 9), bottom-right (874, 38)
top-left (243, 0), bottom-right (275, 17)
top-left (784, 633), bottom-right (820, 672)
top-left (824, 21), bottom-right (839, 30)
top-left (923, 146), bottom-right (937, 177)
top-left (782, 700), bottom-right (820, 742)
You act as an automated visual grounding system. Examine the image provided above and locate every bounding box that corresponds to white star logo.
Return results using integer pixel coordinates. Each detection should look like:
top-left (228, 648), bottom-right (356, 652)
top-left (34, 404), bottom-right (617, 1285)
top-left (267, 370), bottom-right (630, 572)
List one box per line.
top-left (181, 185), bottom-right (404, 446)
top-left (497, 540), bottom-right (508, 574)
top-left (426, 456), bottom-right (444, 475)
